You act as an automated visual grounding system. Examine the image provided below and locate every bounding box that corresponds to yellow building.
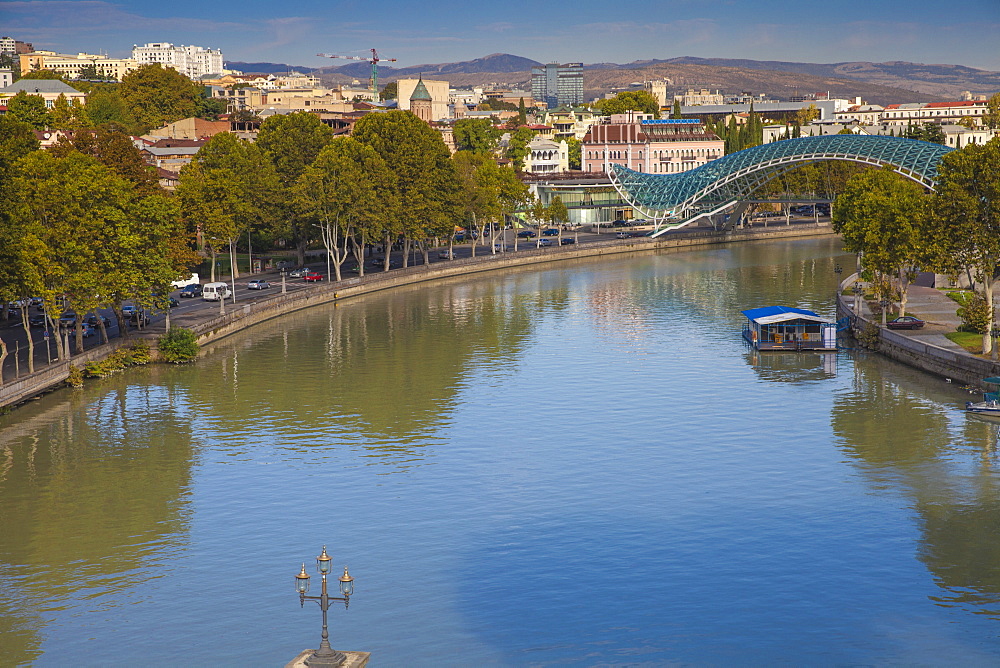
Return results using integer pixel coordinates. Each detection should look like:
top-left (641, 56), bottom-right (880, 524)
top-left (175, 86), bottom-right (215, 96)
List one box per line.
top-left (19, 51), bottom-right (137, 80)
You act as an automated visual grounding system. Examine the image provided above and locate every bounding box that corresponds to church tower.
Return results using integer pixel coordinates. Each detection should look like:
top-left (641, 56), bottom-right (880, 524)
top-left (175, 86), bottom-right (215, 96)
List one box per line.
top-left (409, 75), bottom-right (433, 123)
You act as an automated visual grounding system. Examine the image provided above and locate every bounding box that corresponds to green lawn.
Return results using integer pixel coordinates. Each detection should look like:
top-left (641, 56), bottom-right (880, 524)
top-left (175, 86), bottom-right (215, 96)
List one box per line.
top-left (945, 331), bottom-right (984, 354)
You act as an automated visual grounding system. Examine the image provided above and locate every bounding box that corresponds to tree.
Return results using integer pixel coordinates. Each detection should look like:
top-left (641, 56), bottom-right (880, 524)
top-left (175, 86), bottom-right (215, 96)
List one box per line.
top-left (19, 69), bottom-right (64, 81)
top-left (794, 104), bottom-right (820, 127)
top-left (195, 93), bottom-right (228, 120)
top-left (119, 64), bottom-right (199, 133)
top-left (353, 110), bottom-right (461, 268)
top-left (83, 87), bottom-right (139, 132)
top-left (984, 93), bottom-right (1000, 130)
top-left (505, 126), bottom-right (535, 171)
top-left (929, 137), bottom-right (1000, 355)
top-left (566, 137), bottom-right (582, 170)
top-left (904, 122), bottom-right (946, 145)
top-left (51, 124), bottom-right (159, 194)
top-left (177, 133), bottom-right (278, 294)
top-left (518, 98), bottom-right (527, 125)
top-left (596, 90), bottom-right (660, 117)
top-left (6, 91), bottom-right (49, 129)
top-left (671, 99), bottom-right (682, 119)
top-left (833, 167), bottom-right (930, 319)
top-left (453, 118), bottom-right (502, 154)
top-left (255, 111), bottom-right (336, 264)
top-left (47, 93), bottom-right (90, 131)
top-left (296, 138), bottom-right (399, 280)
top-left (0, 51), bottom-right (19, 80)
top-left (380, 81), bottom-right (398, 102)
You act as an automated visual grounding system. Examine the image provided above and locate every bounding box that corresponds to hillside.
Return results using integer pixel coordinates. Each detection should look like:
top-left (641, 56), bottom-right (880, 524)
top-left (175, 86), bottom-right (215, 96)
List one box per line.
top-left (226, 53), bottom-right (1000, 104)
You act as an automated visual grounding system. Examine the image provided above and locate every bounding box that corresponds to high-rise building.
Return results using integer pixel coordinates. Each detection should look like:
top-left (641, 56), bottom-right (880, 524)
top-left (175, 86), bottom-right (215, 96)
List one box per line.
top-left (131, 43), bottom-right (224, 80)
top-left (531, 63), bottom-right (583, 109)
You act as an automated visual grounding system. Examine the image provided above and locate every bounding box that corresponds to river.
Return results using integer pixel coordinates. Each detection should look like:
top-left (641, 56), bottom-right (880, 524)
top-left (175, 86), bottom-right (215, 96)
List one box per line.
top-left (2, 236), bottom-right (999, 666)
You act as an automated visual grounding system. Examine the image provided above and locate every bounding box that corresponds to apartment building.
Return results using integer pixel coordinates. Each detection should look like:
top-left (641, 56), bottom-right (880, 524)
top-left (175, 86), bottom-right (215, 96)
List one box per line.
top-left (131, 43), bottom-right (224, 80)
top-left (531, 63), bottom-right (584, 109)
top-left (880, 100), bottom-right (991, 126)
top-left (19, 51), bottom-right (137, 80)
top-left (582, 114), bottom-right (724, 174)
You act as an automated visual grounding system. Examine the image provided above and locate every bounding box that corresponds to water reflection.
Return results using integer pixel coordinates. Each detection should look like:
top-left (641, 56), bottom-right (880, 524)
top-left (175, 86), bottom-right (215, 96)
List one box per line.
top-left (832, 356), bottom-right (1000, 616)
top-left (0, 375), bottom-right (196, 664)
top-left (744, 349), bottom-right (838, 383)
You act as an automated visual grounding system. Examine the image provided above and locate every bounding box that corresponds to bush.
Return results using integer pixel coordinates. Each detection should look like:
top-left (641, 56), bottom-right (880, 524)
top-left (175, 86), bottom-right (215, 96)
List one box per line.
top-left (83, 341), bottom-right (154, 377)
top-left (66, 364), bottom-right (84, 388)
top-left (956, 291), bottom-right (994, 334)
top-left (158, 327), bottom-right (199, 363)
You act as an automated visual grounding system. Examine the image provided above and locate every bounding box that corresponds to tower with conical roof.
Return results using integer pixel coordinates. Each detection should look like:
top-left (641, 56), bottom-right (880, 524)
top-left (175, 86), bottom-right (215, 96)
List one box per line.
top-left (409, 75), bottom-right (433, 123)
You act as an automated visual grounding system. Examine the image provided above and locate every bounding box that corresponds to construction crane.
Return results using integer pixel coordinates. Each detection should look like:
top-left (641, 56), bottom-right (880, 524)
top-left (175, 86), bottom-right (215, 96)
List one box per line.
top-left (316, 49), bottom-right (397, 98)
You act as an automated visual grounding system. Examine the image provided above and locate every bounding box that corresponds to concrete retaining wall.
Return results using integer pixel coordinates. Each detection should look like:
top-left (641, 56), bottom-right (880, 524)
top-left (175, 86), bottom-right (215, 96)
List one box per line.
top-left (1, 223), bottom-right (835, 409)
top-left (837, 293), bottom-right (1000, 387)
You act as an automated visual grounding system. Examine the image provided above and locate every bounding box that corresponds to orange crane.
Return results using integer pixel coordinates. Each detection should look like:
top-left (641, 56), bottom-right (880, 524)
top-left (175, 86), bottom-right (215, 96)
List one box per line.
top-left (316, 49), bottom-right (397, 97)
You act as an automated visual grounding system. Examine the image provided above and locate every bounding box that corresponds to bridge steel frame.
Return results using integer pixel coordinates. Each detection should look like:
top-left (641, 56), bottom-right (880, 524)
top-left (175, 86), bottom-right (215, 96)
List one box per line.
top-left (608, 135), bottom-right (954, 235)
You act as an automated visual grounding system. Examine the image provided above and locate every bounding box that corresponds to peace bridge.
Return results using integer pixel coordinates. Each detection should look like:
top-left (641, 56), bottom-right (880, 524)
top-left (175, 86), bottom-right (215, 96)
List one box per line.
top-left (609, 134), bottom-right (955, 236)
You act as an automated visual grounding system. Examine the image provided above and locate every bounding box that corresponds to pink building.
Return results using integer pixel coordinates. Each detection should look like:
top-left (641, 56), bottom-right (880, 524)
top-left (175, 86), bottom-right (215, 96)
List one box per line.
top-left (582, 114), bottom-right (724, 174)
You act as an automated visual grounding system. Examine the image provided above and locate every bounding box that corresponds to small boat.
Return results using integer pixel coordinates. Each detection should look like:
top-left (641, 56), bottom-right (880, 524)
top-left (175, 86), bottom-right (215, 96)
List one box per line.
top-left (741, 306), bottom-right (837, 351)
top-left (966, 377), bottom-right (1000, 415)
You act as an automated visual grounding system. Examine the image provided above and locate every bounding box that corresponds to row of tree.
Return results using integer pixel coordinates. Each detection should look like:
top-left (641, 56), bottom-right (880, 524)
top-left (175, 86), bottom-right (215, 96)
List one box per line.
top-left (833, 137), bottom-right (1000, 355)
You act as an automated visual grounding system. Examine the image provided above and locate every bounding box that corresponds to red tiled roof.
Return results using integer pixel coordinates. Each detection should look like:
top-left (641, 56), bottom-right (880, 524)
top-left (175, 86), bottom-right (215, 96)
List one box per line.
top-left (925, 101), bottom-right (983, 108)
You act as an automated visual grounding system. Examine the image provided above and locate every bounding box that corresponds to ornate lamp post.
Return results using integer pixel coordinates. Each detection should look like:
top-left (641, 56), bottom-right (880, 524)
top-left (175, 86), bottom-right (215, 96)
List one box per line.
top-left (853, 283), bottom-right (863, 316)
top-left (294, 546), bottom-right (355, 667)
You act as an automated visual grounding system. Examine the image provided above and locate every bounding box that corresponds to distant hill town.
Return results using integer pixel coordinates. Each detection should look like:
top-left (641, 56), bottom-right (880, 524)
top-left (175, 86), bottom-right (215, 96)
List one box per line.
top-left (226, 54), bottom-right (1000, 104)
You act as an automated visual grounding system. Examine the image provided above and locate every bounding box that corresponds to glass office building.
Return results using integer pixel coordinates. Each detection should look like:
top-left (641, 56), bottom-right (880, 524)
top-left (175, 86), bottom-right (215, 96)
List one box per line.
top-left (531, 63), bottom-right (584, 109)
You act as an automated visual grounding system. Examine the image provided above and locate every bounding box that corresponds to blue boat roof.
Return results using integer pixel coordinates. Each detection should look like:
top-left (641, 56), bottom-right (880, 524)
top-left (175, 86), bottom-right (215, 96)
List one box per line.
top-left (742, 305), bottom-right (821, 320)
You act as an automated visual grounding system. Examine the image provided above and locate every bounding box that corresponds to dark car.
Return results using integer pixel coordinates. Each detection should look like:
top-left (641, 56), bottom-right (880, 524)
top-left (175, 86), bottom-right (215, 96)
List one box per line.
top-left (611, 220), bottom-right (629, 227)
top-left (887, 316), bottom-right (925, 330)
top-left (179, 284), bottom-right (203, 298)
top-left (152, 293), bottom-right (179, 307)
top-left (517, 230), bottom-right (536, 238)
top-left (86, 313), bottom-right (110, 327)
top-left (303, 272), bottom-right (324, 282)
top-left (59, 311), bottom-right (78, 326)
top-left (542, 228), bottom-right (559, 236)
top-left (29, 313), bottom-right (46, 327)
top-left (560, 237), bottom-right (577, 245)
top-left (247, 279), bottom-right (271, 290)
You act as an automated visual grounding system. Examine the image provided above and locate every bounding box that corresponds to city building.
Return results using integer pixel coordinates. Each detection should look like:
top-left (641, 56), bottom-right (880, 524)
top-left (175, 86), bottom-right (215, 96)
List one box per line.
top-left (0, 37), bottom-right (34, 56)
top-left (18, 51), bottom-right (137, 80)
top-left (531, 63), bottom-right (584, 109)
top-left (396, 77), bottom-right (449, 120)
top-left (644, 79), bottom-right (673, 109)
top-left (880, 100), bottom-right (991, 126)
top-left (582, 114), bottom-right (724, 174)
top-left (409, 77), bottom-right (433, 122)
top-left (541, 106), bottom-right (599, 141)
top-left (674, 88), bottom-right (724, 106)
top-left (523, 137), bottom-right (569, 174)
top-left (0, 70), bottom-right (11, 88)
top-left (0, 78), bottom-right (87, 108)
top-left (131, 43), bottom-right (224, 80)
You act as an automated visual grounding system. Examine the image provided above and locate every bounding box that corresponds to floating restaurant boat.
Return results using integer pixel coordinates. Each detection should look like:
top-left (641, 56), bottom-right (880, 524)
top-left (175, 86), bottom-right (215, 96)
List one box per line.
top-left (966, 377), bottom-right (1000, 416)
top-left (741, 306), bottom-right (837, 351)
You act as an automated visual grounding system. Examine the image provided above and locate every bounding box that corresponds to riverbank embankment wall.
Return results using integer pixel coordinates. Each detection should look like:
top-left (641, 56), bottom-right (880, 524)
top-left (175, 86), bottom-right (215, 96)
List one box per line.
top-left (1, 223), bottom-right (835, 409)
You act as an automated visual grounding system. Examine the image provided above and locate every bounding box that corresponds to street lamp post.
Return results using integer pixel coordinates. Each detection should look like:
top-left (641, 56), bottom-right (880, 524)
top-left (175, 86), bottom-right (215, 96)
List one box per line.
top-left (294, 546), bottom-right (355, 667)
top-left (880, 298), bottom-right (890, 326)
top-left (853, 284), bottom-right (863, 316)
top-left (281, 269), bottom-right (287, 295)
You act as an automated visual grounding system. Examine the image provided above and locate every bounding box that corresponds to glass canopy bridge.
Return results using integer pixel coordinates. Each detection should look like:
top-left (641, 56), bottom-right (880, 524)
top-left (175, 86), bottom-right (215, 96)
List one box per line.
top-left (608, 135), bottom-right (954, 237)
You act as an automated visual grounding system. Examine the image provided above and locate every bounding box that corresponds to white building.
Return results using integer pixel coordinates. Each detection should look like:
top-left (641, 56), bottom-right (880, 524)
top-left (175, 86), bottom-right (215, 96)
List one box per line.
top-left (131, 43), bottom-right (224, 80)
top-left (524, 137), bottom-right (569, 174)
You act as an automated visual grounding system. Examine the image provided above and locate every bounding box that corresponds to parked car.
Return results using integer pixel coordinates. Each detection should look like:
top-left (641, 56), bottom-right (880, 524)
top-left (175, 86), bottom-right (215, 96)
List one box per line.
top-left (59, 311), bottom-right (78, 326)
top-left (542, 228), bottom-right (559, 236)
top-left (86, 313), bottom-right (110, 327)
top-left (560, 237), bottom-right (577, 245)
top-left (303, 272), bottom-right (324, 282)
top-left (121, 303), bottom-right (139, 317)
top-left (29, 313), bottom-right (46, 327)
top-left (611, 220), bottom-right (629, 227)
top-left (887, 316), bottom-right (925, 330)
top-left (152, 293), bottom-right (179, 307)
top-left (288, 267), bottom-right (312, 277)
top-left (81, 323), bottom-right (96, 338)
top-left (517, 230), bottom-right (536, 238)
top-left (179, 284), bottom-right (203, 298)
top-left (247, 279), bottom-right (271, 290)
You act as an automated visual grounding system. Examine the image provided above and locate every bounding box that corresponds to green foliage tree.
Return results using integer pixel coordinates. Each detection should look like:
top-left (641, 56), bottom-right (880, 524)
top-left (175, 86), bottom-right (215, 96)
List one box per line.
top-left (597, 90), bottom-right (660, 117)
top-left (903, 122), bottom-right (946, 145)
top-left (195, 92), bottom-right (228, 120)
top-left (983, 93), bottom-right (1000, 130)
top-left (833, 167), bottom-right (930, 317)
top-left (19, 69), bottom-right (65, 81)
top-left (50, 124), bottom-right (159, 194)
top-left (255, 111), bottom-right (335, 263)
top-left (0, 52), bottom-right (20, 80)
top-left (6, 91), bottom-right (49, 129)
top-left (504, 126), bottom-right (535, 171)
top-left (518, 98), bottom-right (527, 125)
top-left (295, 137), bottom-right (399, 280)
top-left (83, 87), bottom-right (139, 132)
top-left (353, 110), bottom-right (461, 268)
top-left (177, 133), bottom-right (278, 289)
top-left (453, 118), bottom-right (501, 154)
top-left (119, 63), bottom-right (199, 133)
top-left (47, 93), bottom-right (90, 131)
top-left (479, 99), bottom-right (517, 111)
top-left (565, 137), bottom-right (582, 170)
top-left (380, 81), bottom-right (398, 102)
top-left (671, 99), bottom-right (682, 119)
top-left (928, 137), bottom-right (1000, 355)
top-left (548, 195), bottom-right (569, 230)
top-left (794, 104), bottom-right (820, 126)
top-left (158, 327), bottom-right (200, 363)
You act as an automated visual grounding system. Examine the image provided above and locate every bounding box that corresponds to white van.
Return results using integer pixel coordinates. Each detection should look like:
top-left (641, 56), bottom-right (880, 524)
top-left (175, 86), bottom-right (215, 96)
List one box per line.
top-left (202, 282), bottom-right (232, 301)
top-left (171, 272), bottom-right (199, 289)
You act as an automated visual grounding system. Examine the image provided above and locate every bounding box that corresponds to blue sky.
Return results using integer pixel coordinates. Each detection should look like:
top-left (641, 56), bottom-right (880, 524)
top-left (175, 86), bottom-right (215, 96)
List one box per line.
top-left (3, 0), bottom-right (999, 71)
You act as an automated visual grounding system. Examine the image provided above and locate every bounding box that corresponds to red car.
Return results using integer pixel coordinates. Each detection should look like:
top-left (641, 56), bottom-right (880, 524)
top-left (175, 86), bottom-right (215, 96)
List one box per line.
top-left (887, 316), bottom-right (925, 330)
top-left (303, 272), bottom-right (324, 282)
